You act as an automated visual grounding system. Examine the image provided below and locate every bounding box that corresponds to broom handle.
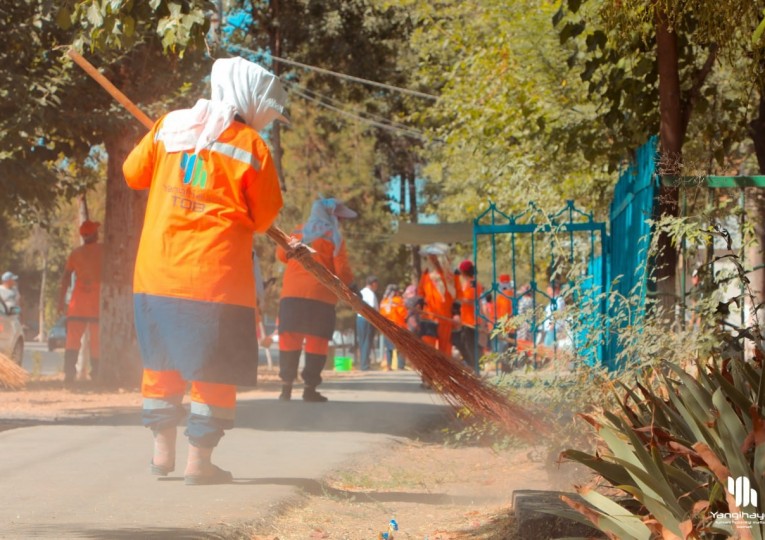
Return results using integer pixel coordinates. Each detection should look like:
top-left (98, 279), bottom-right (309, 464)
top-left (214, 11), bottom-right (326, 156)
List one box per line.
top-left (67, 48), bottom-right (397, 338)
top-left (68, 49), bottom-right (154, 130)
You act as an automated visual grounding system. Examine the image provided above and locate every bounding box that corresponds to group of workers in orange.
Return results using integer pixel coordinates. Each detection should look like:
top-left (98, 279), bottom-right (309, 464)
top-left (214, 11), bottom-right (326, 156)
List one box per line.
top-left (412, 251), bottom-right (515, 370)
top-left (59, 56), bottom-right (524, 487)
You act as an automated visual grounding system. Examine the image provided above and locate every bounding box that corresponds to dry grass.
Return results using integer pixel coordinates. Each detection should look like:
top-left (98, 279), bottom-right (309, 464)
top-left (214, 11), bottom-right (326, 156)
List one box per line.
top-left (247, 433), bottom-right (551, 539)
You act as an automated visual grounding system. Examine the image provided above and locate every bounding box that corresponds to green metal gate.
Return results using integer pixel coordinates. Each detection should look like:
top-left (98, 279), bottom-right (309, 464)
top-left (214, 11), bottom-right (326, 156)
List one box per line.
top-left (472, 200), bottom-right (608, 371)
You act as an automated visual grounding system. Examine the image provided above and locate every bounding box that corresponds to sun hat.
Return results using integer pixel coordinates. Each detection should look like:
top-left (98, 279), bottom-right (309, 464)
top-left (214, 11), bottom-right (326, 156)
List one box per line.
top-left (458, 260), bottom-right (474, 274)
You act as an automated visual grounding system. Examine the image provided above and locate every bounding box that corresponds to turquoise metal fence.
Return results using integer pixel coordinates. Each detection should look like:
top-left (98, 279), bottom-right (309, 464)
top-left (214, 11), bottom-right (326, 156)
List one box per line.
top-left (468, 137), bottom-right (658, 371)
top-left (606, 136), bottom-right (658, 368)
top-left (472, 201), bottom-right (608, 370)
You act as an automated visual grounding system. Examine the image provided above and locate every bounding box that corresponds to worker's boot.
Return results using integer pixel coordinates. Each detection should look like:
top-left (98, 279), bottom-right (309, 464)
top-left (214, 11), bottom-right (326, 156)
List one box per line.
top-left (278, 350), bottom-right (300, 401)
top-left (63, 350), bottom-right (78, 385)
top-left (303, 386), bottom-right (328, 402)
top-left (278, 384), bottom-right (292, 401)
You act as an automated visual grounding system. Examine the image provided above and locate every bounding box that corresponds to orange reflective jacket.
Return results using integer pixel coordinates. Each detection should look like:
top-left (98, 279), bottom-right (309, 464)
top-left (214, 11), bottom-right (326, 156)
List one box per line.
top-left (418, 269), bottom-right (453, 322)
top-left (277, 227), bottom-right (353, 305)
top-left (380, 295), bottom-right (407, 328)
top-left (123, 116), bottom-right (282, 308)
top-left (64, 242), bottom-right (103, 318)
top-left (455, 276), bottom-right (482, 327)
top-left (496, 290), bottom-right (513, 321)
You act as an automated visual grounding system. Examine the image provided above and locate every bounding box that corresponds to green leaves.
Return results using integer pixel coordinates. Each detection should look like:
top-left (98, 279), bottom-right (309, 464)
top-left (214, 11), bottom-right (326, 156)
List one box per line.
top-left (70, 0), bottom-right (212, 53)
top-left (754, 9), bottom-right (765, 45)
top-left (559, 21), bottom-right (585, 44)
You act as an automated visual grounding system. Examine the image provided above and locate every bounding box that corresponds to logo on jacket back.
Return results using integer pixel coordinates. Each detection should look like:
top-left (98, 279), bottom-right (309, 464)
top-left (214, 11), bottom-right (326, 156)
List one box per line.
top-left (728, 476), bottom-right (758, 507)
top-left (180, 153), bottom-right (207, 189)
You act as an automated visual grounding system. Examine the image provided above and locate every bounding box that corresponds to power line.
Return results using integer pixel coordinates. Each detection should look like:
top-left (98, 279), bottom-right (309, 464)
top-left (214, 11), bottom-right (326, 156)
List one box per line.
top-left (227, 44), bottom-right (438, 101)
top-left (283, 81), bottom-right (428, 140)
top-left (288, 86), bottom-right (428, 141)
top-left (286, 80), bottom-right (419, 133)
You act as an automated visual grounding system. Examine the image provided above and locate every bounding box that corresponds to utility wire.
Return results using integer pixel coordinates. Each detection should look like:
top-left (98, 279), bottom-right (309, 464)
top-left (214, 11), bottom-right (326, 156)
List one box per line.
top-left (283, 80), bottom-right (428, 139)
top-left (288, 86), bottom-right (428, 141)
top-left (286, 80), bottom-right (410, 130)
top-left (228, 44), bottom-right (438, 101)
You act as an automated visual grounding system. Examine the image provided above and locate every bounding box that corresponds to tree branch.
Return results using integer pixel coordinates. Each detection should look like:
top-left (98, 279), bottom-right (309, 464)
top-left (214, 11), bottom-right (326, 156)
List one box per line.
top-left (680, 43), bottom-right (718, 140)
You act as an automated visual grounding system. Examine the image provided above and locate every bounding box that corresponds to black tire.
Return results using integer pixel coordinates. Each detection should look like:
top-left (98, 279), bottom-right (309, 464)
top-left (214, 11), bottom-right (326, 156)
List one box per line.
top-left (11, 339), bottom-right (23, 366)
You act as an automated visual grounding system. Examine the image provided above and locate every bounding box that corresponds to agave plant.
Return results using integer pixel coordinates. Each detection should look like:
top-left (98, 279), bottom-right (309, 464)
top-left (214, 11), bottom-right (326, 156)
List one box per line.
top-left (560, 354), bottom-right (765, 540)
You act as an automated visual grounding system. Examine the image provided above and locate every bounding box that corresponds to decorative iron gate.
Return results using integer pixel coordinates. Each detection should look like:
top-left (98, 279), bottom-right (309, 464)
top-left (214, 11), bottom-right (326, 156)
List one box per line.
top-left (471, 201), bottom-right (609, 371)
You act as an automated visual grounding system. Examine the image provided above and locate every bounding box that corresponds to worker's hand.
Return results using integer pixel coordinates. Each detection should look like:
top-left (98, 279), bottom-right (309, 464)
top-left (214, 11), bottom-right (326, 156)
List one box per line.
top-left (287, 235), bottom-right (302, 250)
top-left (285, 237), bottom-right (315, 259)
top-left (260, 335), bottom-right (273, 348)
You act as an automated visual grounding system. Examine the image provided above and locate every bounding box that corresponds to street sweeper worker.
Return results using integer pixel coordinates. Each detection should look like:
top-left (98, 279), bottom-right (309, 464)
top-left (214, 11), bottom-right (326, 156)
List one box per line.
top-left (275, 196), bottom-right (355, 402)
top-left (379, 283), bottom-right (408, 370)
top-left (122, 56), bottom-right (288, 485)
top-left (417, 246), bottom-right (455, 357)
top-left (57, 220), bottom-right (104, 383)
top-left (494, 273), bottom-right (515, 351)
top-left (454, 259), bottom-right (482, 369)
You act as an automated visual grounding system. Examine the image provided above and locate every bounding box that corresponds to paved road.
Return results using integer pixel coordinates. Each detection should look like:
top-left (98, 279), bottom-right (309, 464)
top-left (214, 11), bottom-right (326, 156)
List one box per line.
top-left (0, 371), bottom-right (451, 539)
top-left (21, 341), bottom-right (281, 377)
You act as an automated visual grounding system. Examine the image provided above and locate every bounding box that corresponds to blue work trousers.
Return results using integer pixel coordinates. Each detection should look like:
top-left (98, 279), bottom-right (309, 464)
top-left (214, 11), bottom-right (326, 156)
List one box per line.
top-left (356, 316), bottom-right (374, 370)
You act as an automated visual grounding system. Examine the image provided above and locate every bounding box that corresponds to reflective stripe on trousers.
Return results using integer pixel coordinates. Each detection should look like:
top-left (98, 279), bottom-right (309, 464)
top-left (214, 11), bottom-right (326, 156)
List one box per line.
top-left (141, 369), bottom-right (236, 447)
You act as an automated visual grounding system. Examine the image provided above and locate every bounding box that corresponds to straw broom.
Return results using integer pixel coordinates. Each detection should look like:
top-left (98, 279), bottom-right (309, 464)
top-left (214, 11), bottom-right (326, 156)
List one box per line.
top-left (0, 352), bottom-right (28, 390)
top-left (67, 49), bottom-right (542, 437)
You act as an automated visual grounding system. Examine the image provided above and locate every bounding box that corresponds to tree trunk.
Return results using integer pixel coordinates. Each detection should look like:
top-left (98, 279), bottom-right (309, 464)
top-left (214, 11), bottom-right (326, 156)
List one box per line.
top-left (269, 0), bottom-right (286, 191)
top-left (747, 89), bottom-right (765, 321)
top-left (77, 194), bottom-right (91, 374)
top-left (78, 194), bottom-right (90, 227)
top-left (100, 128), bottom-right (146, 387)
top-left (653, 9), bottom-right (683, 321)
top-left (407, 172), bottom-right (421, 283)
top-left (37, 249), bottom-right (47, 342)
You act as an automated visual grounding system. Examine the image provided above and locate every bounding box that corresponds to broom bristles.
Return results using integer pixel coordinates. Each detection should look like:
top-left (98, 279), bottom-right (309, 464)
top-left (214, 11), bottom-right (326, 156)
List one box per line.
top-left (0, 352), bottom-right (28, 390)
top-left (267, 228), bottom-right (543, 440)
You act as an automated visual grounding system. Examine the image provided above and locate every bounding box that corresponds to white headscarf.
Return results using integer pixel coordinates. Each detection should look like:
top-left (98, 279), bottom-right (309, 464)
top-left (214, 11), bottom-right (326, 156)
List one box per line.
top-left (157, 57), bottom-right (289, 154)
top-left (302, 197), bottom-right (356, 255)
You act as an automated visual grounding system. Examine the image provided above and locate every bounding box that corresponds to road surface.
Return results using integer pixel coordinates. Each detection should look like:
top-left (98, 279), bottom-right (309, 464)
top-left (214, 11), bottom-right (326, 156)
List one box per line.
top-left (21, 341), bottom-right (281, 377)
top-left (0, 371), bottom-right (451, 539)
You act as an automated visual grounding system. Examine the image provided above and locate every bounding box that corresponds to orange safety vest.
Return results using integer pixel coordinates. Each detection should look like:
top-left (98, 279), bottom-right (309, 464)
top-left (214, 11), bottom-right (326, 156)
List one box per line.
top-left (123, 116), bottom-right (282, 308)
top-left (380, 294), bottom-right (407, 328)
top-left (65, 242), bottom-right (103, 318)
top-left (277, 227), bottom-right (353, 305)
top-left (455, 276), bottom-right (482, 327)
top-left (496, 290), bottom-right (513, 321)
top-left (418, 269), bottom-right (453, 322)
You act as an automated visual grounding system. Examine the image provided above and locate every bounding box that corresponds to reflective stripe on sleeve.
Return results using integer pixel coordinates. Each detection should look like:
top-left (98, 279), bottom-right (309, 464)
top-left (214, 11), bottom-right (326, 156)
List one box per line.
top-left (209, 142), bottom-right (261, 171)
